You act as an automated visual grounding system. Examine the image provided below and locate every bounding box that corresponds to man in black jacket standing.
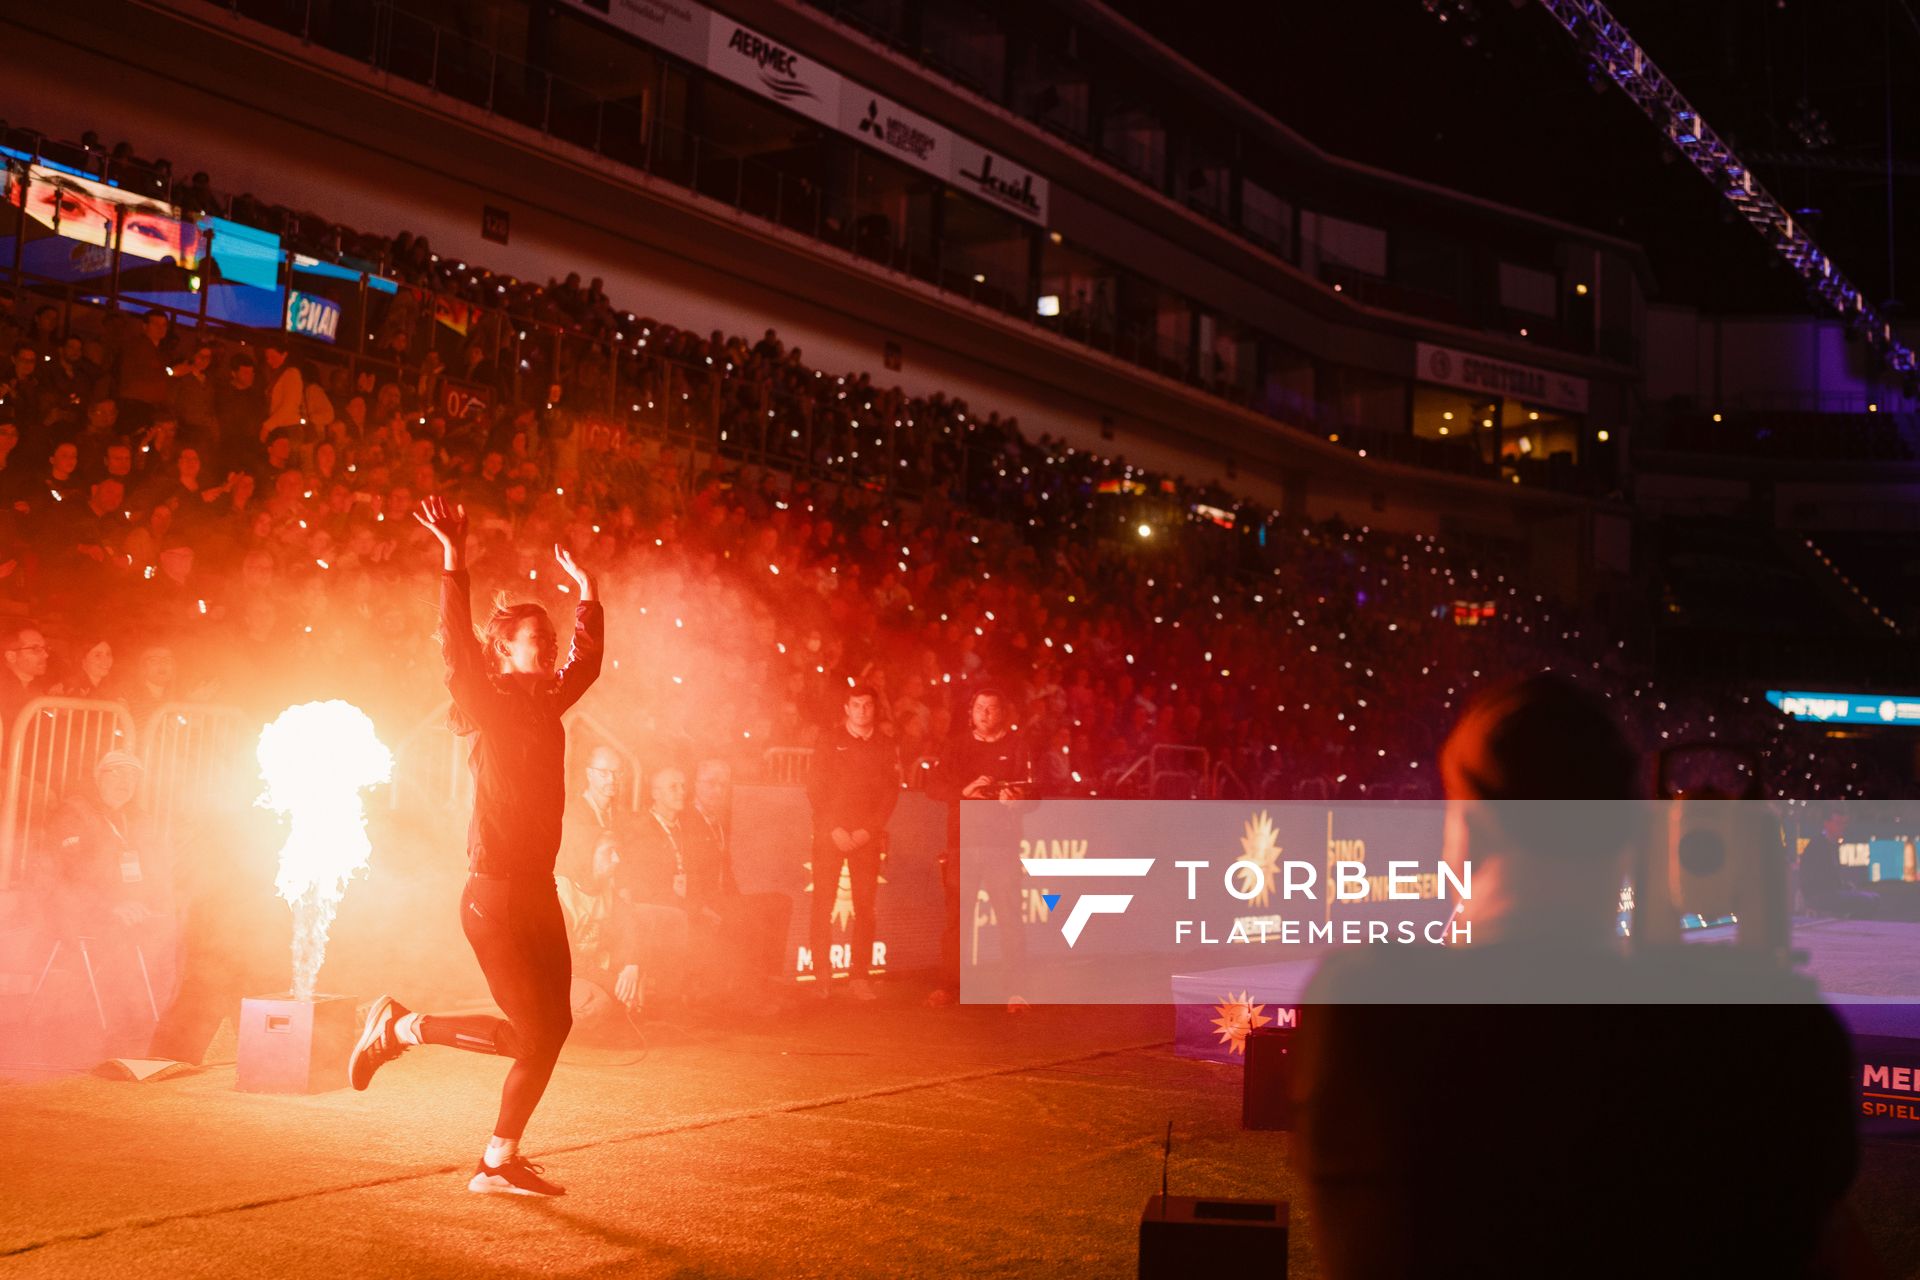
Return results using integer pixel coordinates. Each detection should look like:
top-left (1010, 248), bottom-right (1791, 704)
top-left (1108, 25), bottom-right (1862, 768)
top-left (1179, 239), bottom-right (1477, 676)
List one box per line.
top-left (804, 685), bottom-right (899, 1000)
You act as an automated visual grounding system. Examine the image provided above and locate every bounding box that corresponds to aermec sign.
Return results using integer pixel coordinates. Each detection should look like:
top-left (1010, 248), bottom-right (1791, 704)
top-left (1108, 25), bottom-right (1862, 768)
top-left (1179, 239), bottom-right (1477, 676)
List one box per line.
top-left (707, 16), bottom-right (842, 127)
top-left (1415, 341), bottom-right (1588, 414)
top-left (563, 0), bottom-right (1050, 226)
top-left (285, 290), bottom-right (341, 344)
top-left (1767, 689), bottom-right (1920, 726)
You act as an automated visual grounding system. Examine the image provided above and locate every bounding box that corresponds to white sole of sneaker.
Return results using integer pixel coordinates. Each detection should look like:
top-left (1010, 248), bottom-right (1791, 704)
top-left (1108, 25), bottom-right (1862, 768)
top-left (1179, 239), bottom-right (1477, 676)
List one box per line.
top-left (468, 1172), bottom-right (561, 1196)
top-left (348, 996), bottom-right (395, 1092)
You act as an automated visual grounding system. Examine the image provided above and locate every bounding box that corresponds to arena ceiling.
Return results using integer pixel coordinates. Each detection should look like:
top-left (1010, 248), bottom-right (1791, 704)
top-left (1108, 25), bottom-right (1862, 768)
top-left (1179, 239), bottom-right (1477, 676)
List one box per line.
top-left (1106, 0), bottom-right (1920, 318)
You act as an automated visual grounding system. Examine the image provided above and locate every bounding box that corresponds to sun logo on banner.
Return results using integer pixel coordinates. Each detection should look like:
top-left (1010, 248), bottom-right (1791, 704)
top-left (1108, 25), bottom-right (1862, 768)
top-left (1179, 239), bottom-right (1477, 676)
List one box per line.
top-left (1210, 990), bottom-right (1272, 1056)
top-left (803, 857), bottom-right (888, 931)
top-left (1239, 811), bottom-right (1284, 908)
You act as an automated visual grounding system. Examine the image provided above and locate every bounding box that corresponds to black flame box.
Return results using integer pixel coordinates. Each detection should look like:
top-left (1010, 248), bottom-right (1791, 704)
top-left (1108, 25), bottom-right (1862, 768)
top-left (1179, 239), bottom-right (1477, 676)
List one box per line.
top-left (1138, 1194), bottom-right (1288, 1278)
top-left (237, 994), bottom-right (359, 1093)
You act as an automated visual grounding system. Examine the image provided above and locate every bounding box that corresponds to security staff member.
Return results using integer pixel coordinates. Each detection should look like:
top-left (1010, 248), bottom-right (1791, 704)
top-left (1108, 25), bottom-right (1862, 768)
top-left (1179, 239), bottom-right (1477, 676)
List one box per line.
top-left (804, 685), bottom-right (900, 999)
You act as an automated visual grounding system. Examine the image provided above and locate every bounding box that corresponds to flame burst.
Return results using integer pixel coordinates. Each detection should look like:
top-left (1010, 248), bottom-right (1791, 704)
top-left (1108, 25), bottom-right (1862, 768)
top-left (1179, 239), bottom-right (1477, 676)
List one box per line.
top-left (258, 701), bottom-right (393, 1000)
top-left (1210, 990), bottom-right (1272, 1056)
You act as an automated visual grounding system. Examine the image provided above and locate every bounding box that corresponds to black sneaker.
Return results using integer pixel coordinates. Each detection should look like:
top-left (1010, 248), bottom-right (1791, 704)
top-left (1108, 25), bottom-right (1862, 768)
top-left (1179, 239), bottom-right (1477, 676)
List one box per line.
top-left (348, 995), bottom-right (410, 1091)
top-left (468, 1154), bottom-right (566, 1196)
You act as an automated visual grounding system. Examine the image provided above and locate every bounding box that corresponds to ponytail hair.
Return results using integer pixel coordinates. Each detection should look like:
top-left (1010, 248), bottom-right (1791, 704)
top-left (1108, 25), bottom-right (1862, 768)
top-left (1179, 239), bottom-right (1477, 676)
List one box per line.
top-left (480, 592), bottom-right (553, 672)
top-left (443, 592), bottom-right (554, 737)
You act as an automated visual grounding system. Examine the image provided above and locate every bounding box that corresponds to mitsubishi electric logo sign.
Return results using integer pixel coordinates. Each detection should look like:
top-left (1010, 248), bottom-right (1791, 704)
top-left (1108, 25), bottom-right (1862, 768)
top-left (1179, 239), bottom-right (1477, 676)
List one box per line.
top-left (1019, 856), bottom-right (1153, 946)
top-left (567, 0), bottom-right (1051, 225)
top-left (857, 98), bottom-right (941, 165)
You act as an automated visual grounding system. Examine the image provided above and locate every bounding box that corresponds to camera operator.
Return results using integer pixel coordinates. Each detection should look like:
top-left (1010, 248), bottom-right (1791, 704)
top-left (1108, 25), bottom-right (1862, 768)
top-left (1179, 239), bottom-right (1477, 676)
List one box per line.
top-left (926, 685), bottom-right (1031, 1007)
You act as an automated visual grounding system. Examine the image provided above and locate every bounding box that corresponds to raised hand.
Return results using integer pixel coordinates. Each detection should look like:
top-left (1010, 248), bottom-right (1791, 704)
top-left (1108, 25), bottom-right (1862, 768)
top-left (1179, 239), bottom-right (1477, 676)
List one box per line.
top-left (553, 543), bottom-right (596, 601)
top-left (414, 495), bottom-right (468, 570)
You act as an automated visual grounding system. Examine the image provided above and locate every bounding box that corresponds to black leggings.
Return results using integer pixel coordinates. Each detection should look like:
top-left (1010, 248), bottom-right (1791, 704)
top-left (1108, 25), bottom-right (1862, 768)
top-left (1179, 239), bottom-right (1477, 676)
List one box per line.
top-left (419, 875), bottom-right (573, 1140)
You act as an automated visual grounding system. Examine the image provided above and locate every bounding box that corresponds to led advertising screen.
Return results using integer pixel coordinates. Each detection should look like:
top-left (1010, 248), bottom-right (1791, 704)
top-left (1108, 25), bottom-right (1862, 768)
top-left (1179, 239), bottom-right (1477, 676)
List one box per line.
top-left (3, 161), bottom-right (200, 283)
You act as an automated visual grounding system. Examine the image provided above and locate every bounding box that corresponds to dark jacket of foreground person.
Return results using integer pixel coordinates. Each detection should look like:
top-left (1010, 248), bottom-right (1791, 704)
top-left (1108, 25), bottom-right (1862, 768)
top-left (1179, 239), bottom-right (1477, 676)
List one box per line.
top-left (441, 568), bottom-right (604, 879)
top-left (805, 725), bottom-right (901, 844)
top-left (1291, 940), bottom-right (1860, 1279)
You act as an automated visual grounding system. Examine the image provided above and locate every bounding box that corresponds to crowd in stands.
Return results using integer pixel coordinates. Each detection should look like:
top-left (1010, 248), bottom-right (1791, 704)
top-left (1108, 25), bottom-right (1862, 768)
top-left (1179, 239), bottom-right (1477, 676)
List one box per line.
top-left (0, 123), bottom-right (1908, 813)
top-left (0, 292), bottom-right (1896, 807)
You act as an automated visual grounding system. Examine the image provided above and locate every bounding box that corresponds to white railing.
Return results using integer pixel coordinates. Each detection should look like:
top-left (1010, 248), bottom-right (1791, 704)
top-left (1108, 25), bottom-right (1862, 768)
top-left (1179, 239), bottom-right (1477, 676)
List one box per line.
top-left (139, 702), bottom-right (253, 844)
top-left (0, 698), bottom-right (138, 888)
top-left (762, 747), bottom-right (814, 785)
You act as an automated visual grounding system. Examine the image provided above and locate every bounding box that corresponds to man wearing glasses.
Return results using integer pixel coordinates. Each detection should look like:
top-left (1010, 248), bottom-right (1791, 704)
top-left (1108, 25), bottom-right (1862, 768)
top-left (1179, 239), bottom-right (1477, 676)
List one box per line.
top-left (562, 747), bottom-right (633, 874)
top-left (0, 621), bottom-right (50, 750)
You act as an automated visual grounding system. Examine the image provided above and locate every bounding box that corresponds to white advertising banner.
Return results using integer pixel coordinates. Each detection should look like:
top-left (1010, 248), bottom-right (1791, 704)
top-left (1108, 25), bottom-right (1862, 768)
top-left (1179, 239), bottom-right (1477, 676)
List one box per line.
top-left (558, 0), bottom-right (709, 67)
top-left (563, 0), bottom-right (1051, 225)
top-left (1415, 341), bottom-right (1589, 414)
top-left (705, 13), bottom-right (843, 128)
top-left (838, 88), bottom-right (951, 182)
top-left (948, 136), bottom-right (1049, 225)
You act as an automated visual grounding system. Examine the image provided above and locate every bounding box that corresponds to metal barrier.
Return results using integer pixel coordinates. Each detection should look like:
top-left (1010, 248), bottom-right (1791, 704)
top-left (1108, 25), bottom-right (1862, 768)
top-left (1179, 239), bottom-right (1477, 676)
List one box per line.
top-left (139, 702), bottom-right (254, 845)
top-left (1102, 753), bottom-right (1150, 797)
top-left (1149, 745), bottom-right (1211, 794)
top-left (762, 747), bottom-right (813, 786)
top-left (0, 698), bottom-right (138, 888)
top-left (1102, 745), bottom-right (1214, 798)
top-left (389, 702), bottom-right (467, 814)
top-left (1210, 759), bottom-right (1247, 800)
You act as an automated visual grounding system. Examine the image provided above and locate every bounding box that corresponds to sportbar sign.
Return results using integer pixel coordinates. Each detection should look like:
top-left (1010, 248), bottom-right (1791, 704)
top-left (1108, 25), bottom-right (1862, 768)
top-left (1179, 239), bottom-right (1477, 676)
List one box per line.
top-left (561, 0), bottom-right (1049, 224)
top-left (1415, 341), bottom-right (1588, 414)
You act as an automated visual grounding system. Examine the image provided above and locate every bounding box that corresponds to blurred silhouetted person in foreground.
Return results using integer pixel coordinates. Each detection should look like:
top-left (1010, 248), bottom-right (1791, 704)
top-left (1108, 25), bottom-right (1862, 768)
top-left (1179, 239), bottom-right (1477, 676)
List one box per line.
top-left (1292, 675), bottom-right (1865, 1279)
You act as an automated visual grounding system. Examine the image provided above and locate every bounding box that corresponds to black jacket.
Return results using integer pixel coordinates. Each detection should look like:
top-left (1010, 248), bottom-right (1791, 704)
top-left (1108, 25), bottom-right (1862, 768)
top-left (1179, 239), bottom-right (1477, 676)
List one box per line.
top-left (47, 792), bottom-right (170, 931)
top-left (805, 725), bottom-right (900, 840)
top-left (441, 569), bottom-right (603, 878)
top-left (928, 728), bottom-right (1031, 851)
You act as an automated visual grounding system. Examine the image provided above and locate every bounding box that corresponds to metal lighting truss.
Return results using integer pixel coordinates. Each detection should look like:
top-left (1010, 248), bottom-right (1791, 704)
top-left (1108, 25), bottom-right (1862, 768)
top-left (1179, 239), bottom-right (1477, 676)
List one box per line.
top-left (1536, 0), bottom-right (1916, 377)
